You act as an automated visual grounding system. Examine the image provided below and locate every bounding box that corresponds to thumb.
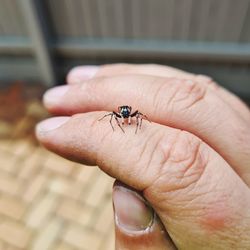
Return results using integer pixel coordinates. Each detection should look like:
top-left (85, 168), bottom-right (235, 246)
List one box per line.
top-left (113, 181), bottom-right (176, 250)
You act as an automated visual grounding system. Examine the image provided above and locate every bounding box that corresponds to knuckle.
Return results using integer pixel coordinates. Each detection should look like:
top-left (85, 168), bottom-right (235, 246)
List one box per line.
top-left (152, 78), bottom-right (181, 114)
top-left (167, 79), bottom-right (207, 114)
top-left (168, 131), bottom-right (208, 189)
top-left (151, 79), bottom-right (207, 119)
top-left (169, 131), bottom-right (204, 168)
top-left (131, 129), bottom-right (167, 184)
top-left (147, 130), bottom-right (208, 194)
top-left (195, 74), bottom-right (219, 91)
top-left (195, 74), bottom-right (213, 83)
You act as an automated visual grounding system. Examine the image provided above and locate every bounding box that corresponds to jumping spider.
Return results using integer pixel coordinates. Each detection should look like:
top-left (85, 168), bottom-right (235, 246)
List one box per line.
top-left (99, 106), bottom-right (150, 133)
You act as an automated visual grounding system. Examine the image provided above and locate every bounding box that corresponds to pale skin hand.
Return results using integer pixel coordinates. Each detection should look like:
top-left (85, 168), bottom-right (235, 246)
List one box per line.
top-left (36, 64), bottom-right (250, 250)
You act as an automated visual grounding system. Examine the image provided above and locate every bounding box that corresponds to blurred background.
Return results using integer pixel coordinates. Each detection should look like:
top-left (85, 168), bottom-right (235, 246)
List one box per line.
top-left (0, 0), bottom-right (250, 249)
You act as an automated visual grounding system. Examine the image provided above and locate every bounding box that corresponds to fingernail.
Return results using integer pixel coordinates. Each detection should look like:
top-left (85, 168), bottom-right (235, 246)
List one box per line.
top-left (36, 117), bottom-right (70, 136)
top-left (43, 85), bottom-right (69, 107)
top-left (68, 66), bottom-right (99, 84)
top-left (113, 185), bottom-right (154, 232)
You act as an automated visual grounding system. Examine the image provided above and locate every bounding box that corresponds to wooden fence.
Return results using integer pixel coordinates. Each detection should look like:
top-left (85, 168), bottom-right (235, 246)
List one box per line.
top-left (0, 0), bottom-right (249, 99)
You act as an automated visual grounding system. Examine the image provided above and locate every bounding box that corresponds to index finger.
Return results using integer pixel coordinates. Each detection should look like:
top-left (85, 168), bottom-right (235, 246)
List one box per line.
top-left (36, 112), bottom-right (250, 249)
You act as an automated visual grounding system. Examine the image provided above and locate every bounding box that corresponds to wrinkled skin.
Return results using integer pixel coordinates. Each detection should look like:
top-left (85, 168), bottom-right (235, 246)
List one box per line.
top-left (36, 64), bottom-right (250, 250)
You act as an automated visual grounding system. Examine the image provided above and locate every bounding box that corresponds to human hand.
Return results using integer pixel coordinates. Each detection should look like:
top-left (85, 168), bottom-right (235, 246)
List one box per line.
top-left (36, 64), bottom-right (250, 249)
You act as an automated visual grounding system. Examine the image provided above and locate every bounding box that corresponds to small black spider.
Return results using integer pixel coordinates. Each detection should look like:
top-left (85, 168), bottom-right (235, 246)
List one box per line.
top-left (99, 105), bottom-right (150, 133)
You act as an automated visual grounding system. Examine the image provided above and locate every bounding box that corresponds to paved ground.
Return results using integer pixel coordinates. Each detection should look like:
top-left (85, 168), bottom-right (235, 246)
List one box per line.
top-left (0, 83), bottom-right (114, 250)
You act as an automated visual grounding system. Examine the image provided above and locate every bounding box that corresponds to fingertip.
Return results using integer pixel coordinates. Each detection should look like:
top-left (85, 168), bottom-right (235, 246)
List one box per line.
top-left (35, 116), bottom-right (70, 139)
top-left (113, 182), bottom-right (154, 233)
top-left (113, 181), bottom-right (176, 250)
top-left (43, 85), bottom-right (69, 110)
top-left (67, 65), bottom-right (99, 84)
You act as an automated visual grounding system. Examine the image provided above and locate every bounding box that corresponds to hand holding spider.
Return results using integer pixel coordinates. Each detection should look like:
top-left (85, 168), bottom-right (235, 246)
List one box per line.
top-left (38, 63), bottom-right (250, 250)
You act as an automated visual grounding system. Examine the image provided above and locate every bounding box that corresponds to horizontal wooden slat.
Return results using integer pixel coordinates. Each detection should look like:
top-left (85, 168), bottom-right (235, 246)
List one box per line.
top-left (1, 37), bottom-right (250, 62)
top-left (0, 56), bottom-right (39, 80)
top-left (54, 38), bottom-right (250, 62)
top-left (0, 36), bottom-right (31, 55)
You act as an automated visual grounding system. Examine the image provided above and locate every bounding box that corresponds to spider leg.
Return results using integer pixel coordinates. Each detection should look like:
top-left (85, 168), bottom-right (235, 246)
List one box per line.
top-left (98, 113), bottom-right (115, 131)
top-left (113, 111), bottom-right (121, 118)
top-left (139, 116), bottom-right (143, 129)
top-left (130, 110), bottom-right (138, 117)
top-left (134, 112), bottom-right (151, 133)
top-left (137, 112), bottom-right (151, 123)
top-left (99, 112), bottom-right (122, 132)
top-left (111, 112), bottom-right (122, 131)
top-left (98, 112), bottom-right (113, 121)
top-left (143, 115), bottom-right (151, 123)
top-left (109, 114), bottom-right (115, 131)
top-left (114, 116), bottom-right (125, 133)
top-left (131, 111), bottom-right (143, 134)
top-left (128, 116), bottom-right (131, 125)
top-left (135, 113), bottom-right (140, 134)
